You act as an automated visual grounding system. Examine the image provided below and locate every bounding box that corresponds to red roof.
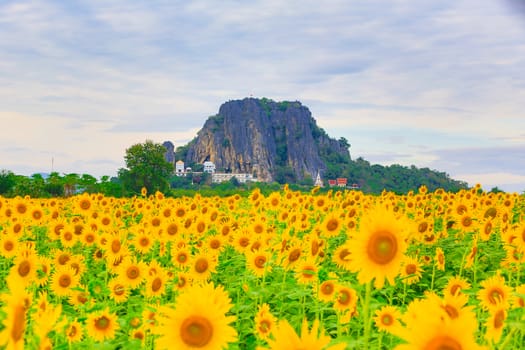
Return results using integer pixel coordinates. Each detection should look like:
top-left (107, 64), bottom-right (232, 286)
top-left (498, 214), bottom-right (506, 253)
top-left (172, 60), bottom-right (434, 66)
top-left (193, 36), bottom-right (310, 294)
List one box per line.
top-left (336, 178), bottom-right (347, 185)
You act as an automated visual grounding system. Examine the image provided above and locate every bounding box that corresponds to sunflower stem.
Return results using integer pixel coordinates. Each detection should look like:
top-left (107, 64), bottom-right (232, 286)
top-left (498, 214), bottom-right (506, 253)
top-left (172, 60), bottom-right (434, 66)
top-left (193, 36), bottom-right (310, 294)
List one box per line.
top-left (430, 261), bottom-right (436, 291)
top-left (363, 281), bottom-right (373, 349)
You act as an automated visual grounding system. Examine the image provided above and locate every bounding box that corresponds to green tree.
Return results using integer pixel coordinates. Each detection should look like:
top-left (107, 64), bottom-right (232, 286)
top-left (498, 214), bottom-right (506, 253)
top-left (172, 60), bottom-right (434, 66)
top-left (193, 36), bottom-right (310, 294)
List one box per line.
top-left (0, 169), bottom-right (16, 195)
top-left (118, 140), bottom-right (174, 194)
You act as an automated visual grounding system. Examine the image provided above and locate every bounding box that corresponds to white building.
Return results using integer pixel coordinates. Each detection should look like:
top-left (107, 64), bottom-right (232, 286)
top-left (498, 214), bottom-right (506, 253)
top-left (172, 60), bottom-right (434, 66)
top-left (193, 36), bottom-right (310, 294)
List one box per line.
top-left (212, 172), bottom-right (254, 184)
top-left (203, 161), bottom-right (216, 173)
top-left (175, 160), bottom-right (185, 176)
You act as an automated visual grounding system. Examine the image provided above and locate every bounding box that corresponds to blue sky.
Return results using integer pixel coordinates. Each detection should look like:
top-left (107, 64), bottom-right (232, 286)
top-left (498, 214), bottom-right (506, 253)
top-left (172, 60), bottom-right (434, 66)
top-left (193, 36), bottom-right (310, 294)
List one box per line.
top-left (1, 0), bottom-right (524, 192)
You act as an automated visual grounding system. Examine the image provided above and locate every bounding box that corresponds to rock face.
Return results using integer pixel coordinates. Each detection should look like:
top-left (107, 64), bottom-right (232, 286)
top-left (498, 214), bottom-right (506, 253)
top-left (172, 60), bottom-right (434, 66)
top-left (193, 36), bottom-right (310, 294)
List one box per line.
top-left (163, 141), bottom-right (175, 165)
top-left (183, 98), bottom-right (350, 182)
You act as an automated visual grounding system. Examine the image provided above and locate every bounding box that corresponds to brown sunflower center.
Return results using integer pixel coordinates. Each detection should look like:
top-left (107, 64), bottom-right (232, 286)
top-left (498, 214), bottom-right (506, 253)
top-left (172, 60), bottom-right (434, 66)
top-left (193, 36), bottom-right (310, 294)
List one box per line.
top-left (405, 264), bottom-right (417, 275)
top-left (258, 320), bottom-right (271, 333)
top-left (166, 223), bottom-right (178, 236)
top-left (254, 224), bottom-right (264, 234)
top-left (68, 325), bottom-right (78, 337)
top-left (381, 314), bottom-right (393, 326)
top-left (239, 237), bottom-right (250, 247)
top-left (254, 256), bottom-right (266, 269)
top-left (13, 223), bottom-right (23, 234)
top-left (326, 218), bottom-right (339, 231)
top-left (195, 258), bottom-right (209, 273)
top-left (180, 316), bottom-right (213, 347)
top-left (111, 240), bottom-right (121, 253)
top-left (4, 240), bottom-right (14, 251)
top-left (288, 248), bottom-right (301, 263)
top-left (450, 284), bottom-right (461, 296)
top-left (95, 316), bottom-right (110, 331)
top-left (114, 284), bottom-right (125, 296)
top-left (18, 260), bottom-right (31, 277)
top-left (210, 239), bottom-right (221, 249)
top-left (321, 282), bottom-right (334, 295)
top-left (338, 289), bottom-right (352, 306)
top-left (302, 266), bottom-right (316, 279)
top-left (151, 218), bottom-right (161, 227)
top-left (424, 335), bottom-right (462, 350)
top-left (177, 253), bottom-right (188, 263)
top-left (127, 266), bottom-right (140, 279)
top-left (140, 237), bottom-right (150, 246)
top-left (79, 199), bottom-right (91, 210)
top-left (461, 216), bottom-right (472, 227)
top-left (151, 277), bottom-right (162, 292)
top-left (367, 230), bottom-right (398, 265)
top-left (488, 288), bottom-right (504, 305)
top-left (59, 274), bottom-right (72, 288)
top-left (16, 203), bottom-right (27, 214)
top-left (442, 305), bottom-right (459, 319)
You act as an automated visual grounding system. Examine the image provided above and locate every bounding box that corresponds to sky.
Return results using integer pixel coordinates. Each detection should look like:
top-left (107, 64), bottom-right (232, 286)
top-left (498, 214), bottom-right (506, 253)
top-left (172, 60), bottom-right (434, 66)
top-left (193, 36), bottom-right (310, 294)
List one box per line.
top-left (1, 0), bottom-right (524, 193)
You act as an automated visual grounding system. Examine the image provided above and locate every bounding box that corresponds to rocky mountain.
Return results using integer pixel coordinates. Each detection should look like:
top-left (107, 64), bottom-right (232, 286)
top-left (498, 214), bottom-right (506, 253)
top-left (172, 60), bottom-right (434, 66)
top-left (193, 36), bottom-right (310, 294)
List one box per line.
top-left (170, 98), bottom-right (350, 182)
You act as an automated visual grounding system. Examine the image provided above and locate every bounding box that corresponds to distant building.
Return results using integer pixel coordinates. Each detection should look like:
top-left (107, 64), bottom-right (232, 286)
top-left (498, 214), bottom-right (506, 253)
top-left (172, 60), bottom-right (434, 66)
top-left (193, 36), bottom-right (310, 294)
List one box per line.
top-left (203, 161), bottom-right (216, 173)
top-left (314, 171), bottom-right (323, 187)
top-left (175, 160), bottom-right (185, 176)
top-left (328, 179), bottom-right (337, 187)
top-left (336, 178), bottom-right (347, 187)
top-left (212, 172), bottom-right (254, 184)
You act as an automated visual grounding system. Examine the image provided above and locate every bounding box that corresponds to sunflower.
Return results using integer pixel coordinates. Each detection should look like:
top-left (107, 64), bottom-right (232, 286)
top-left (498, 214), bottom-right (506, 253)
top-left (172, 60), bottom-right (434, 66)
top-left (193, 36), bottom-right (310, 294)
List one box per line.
top-left (174, 272), bottom-right (192, 291)
top-left (130, 326), bottom-right (147, 346)
top-left (280, 244), bottom-right (304, 270)
top-left (108, 279), bottom-right (129, 304)
top-left (252, 303), bottom-right (276, 341)
top-left (319, 212), bottom-right (343, 238)
top-left (144, 267), bottom-right (168, 298)
top-left (400, 256), bottom-right (423, 285)
top-left (154, 282), bottom-right (237, 350)
top-left (8, 253), bottom-right (39, 286)
top-left (434, 247), bottom-right (445, 271)
top-left (0, 287), bottom-right (31, 350)
top-left (203, 234), bottom-right (225, 254)
top-left (116, 258), bottom-right (147, 289)
top-left (317, 280), bottom-right (337, 303)
top-left (485, 308), bottom-right (506, 343)
top-left (294, 257), bottom-right (318, 285)
top-left (86, 307), bottom-right (120, 342)
top-left (512, 284), bottom-right (525, 308)
top-left (443, 276), bottom-right (471, 297)
top-left (333, 285), bottom-right (358, 313)
top-left (464, 238), bottom-right (478, 269)
top-left (190, 253), bottom-right (218, 281)
top-left (347, 205), bottom-right (409, 288)
top-left (245, 249), bottom-right (272, 278)
top-left (65, 319), bottom-right (84, 344)
top-left (263, 318), bottom-right (346, 350)
top-left (477, 274), bottom-right (513, 311)
top-left (132, 229), bottom-right (155, 254)
top-left (0, 233), bottom-right (19, 259)
top-left (50, 265), bottom-right (80, 298)
top-left (395, 298), bottom-right (482, 350)
top-left (232, 230), bottom-right (252, 253)
top-left (172, 247), bottom-right (192, 269)
top-left (332, 243), bottom-right (352, 271)
top-left (373, 305), bottom-right (402, 335)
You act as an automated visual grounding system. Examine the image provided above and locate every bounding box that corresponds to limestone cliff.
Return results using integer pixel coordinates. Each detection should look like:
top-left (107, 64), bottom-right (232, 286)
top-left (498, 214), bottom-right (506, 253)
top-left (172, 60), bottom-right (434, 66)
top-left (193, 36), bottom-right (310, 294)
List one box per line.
top-left (180, 98), bottom-right (350, 182)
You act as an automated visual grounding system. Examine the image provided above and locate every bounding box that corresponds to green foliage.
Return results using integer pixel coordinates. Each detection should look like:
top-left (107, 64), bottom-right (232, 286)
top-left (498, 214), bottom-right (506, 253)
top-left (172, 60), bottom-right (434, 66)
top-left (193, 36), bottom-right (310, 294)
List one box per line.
top-left (118, 140), bottom-right (174, 195)
top-left (0, 169), bottom-right (16, 194)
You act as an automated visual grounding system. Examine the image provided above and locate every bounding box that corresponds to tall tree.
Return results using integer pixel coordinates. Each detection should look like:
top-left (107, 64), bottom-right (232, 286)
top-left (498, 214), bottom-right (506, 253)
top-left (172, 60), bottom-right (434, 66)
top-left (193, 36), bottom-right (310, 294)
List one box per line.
top-left (0, 169), bottom-right (16, 195)
top-left (118, 140), bottom-right (174, 194)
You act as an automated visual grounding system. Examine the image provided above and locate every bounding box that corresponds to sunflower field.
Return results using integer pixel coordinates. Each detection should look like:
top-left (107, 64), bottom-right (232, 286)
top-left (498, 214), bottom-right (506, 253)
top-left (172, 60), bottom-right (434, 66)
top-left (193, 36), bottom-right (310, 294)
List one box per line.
top-left (0, 185), bottom-right (524, 349)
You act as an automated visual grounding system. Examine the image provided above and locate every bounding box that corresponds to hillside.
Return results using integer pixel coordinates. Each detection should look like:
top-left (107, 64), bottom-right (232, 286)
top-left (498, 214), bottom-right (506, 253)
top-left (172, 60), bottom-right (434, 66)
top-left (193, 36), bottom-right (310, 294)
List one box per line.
top-left (166, 97), bottom-right (468, 193)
